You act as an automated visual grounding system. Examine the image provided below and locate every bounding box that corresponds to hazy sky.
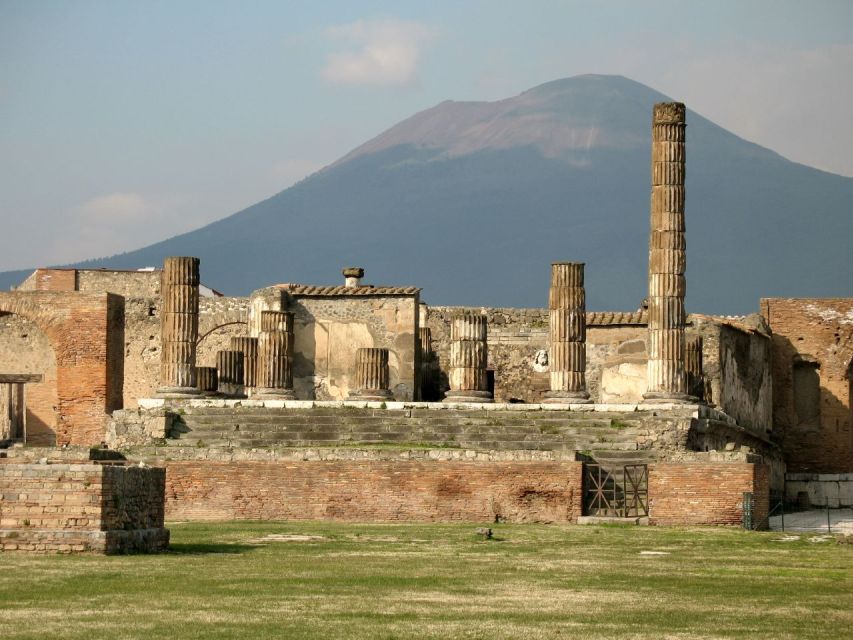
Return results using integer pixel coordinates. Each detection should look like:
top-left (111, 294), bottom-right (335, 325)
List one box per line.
top-left (1, 0), bottom-right (852, 271)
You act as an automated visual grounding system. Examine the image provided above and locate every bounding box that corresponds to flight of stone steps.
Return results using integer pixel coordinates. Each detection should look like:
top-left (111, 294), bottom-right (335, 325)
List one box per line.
top-left (165, 406), bottom-right (656, 460)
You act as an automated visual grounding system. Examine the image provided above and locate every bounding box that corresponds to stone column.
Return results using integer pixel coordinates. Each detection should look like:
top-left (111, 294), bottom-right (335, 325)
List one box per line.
top-left (158, 256), bottom-right (200, 397)
top-left (230, 337), bottom-right (258, 395)
top-left (216, 350), bottom-right (245, 398)
top-left (195, 367), bottom-right (218, 396)
top-left (686, 335), bottom-right (704, 401)
top-left (645, 102), bottom-right (692, 402)
top-left (544, 262), bottom-right (591, 403)
top-left (349, 348), bottom-right (393, 401)
top-left (444, 313), bottom-right (492, 403)
top-left (255, 311), bottom-right (296, 399)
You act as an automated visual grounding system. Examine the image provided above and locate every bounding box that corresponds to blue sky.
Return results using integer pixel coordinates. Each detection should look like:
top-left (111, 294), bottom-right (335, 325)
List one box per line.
top-left (1, 0), bottom-right (852, 271)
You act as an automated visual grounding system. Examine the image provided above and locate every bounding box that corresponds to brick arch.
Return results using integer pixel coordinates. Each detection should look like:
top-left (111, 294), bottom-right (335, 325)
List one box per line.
top-left (0, 291), bottom-right (122, 446)
top-left (196, 321), bottom-right (249, 369)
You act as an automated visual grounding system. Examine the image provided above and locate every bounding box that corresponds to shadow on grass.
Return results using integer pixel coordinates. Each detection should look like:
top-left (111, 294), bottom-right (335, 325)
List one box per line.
top-left (167, 543), bottom-right (257, 555)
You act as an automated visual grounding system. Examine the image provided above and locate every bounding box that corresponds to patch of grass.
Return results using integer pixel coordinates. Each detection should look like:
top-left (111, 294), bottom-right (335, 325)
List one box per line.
top-left (0, 522), bottom-right (851, 639)
top-left (610, 419), bottom-right (632, 429)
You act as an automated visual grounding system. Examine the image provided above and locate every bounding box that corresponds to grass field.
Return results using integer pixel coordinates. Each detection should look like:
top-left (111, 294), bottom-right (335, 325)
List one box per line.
top-left (1, 521), bottom-right (851, 639)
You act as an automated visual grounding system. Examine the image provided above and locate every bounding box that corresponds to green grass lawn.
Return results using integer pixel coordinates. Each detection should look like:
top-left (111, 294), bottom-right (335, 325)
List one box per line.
top-left (1, 522), bottom-right (851, 639)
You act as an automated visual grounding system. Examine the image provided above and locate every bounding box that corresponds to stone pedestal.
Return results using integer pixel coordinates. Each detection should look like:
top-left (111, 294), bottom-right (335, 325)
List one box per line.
top-left (230, 337), bottom-right (258, 394)
top-left (544, 262), bottom-right (591, 403)
top-left (158, 257), bottom-right (201, 397)
top-left (644, 103), bottom-right (694, 403)
top-left (195, 367), bottom-right (218, 396)
top-left (254, 311), bottom-right (296, 400)
top-left (216, 350), bottom-right (246, 398)
top-left (444, 313), bottom-right (493, 403)
top-left (349, 348), bottom-right (393, 401)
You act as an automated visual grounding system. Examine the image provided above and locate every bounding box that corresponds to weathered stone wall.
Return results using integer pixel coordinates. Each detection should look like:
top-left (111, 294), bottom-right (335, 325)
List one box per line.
top-left (648, 462), bottom-right (770, 527)
top-left (784, 473), bottom-right (853, 508)
top-left (288, 295), bottom-right (419, 400)
top-left (0, 314), bottom-right (58, 444)
top-left (761, 298), bottom-right (853, 473)
top-left (76, 270), bottom-right (162, 298)
top-left (0, 291), bottom-right (123, 445)
top-left (163, 457), bottom-right (582, 523)
top-left (0, 461), bottom-right (168, 553)
top-left (196, 297), bottom-right (250, 369)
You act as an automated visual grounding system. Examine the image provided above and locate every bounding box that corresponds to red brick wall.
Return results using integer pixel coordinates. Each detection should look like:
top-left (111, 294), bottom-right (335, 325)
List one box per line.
top-left (0, 291), bottom-right (123, 445)
top-left (164, 460), bottom-right (583, 523)
top-left (761, 298), bottom-right (853, 472)
top-left (648, 462), bottom-right (769, 527)
top-left (33, 269), bottom-right (77, 291)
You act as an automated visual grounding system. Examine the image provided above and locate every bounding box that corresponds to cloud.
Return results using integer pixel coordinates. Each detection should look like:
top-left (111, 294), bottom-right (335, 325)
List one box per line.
top-left (74, 192), bottom-right (151, 222)
top-left (322, 19), bottom-right (433, 86)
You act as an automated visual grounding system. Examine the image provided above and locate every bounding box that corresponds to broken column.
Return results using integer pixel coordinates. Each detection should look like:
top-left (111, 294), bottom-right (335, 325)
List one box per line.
top-left (349, 348), bottom-right (393, 401)
top-left (444, 313), bottom-right (492, 403)
top-left (158, 256), bottom-right (200, 397)
top-left (255, 311), bottom-right (296, 400)
top-left (644, 102), bottom-right (692, 402)
top-left (195, 366), bottom-right (218, 396)
top-left (544, 262), bottom-right (591, 403)
top-left (230, 337), bottom-right (258, 395)
top-left (216, 350), bottom-right (245, 398)
top-left (686, 335), bottom-right (705, 401)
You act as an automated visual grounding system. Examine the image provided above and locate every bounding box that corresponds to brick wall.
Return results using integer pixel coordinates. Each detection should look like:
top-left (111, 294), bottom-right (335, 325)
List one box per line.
top-left (0, 291), bottom-right (123, 445)
top-left (0, 461), bottom-right (168, 553)
top-left (32, 269), bottom-right (77, 291)
top-left (761, 298), bottom-right (853, 472)
top-left (648, 462), bottom-right (769, 527)
top-left (164, 459), bottom-right (583, 523)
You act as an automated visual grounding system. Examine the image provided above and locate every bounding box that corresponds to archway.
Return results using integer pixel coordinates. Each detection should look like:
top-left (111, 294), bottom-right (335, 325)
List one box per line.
top-left (197, 322), bottom-right (249, 368)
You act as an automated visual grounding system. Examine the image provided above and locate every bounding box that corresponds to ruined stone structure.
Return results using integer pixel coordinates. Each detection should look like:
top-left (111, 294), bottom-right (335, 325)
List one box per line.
top-left (255, 311), bottom-right (296, 399)
top-left (444, 313), bottom-right (493, 403)
top-left (349, 348), bottom-right (393, 401)
top-left (158, 257), bottom-right (200, 397)
top-left (645, 102), bottom-right (690, 402)
top-left (544, 262), bottom-right (591, 403)
top-left (2, 98), bottom-right (850, 544)
top-left (216, 350), bottom-right (245, 398)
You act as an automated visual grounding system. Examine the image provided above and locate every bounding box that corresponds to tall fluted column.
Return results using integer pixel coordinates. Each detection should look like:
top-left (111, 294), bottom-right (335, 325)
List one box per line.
top-left (349, 348), bottom-right (393, 401)
top-left (544, 262), bottom-right (591, 403)
top-left (645, 102), bottom-right (692, 402)
top-left (158, 256), bottom-right (200, 397)
top-left (230, 337), bottom-right (258, 395)
top-left (216, 350), bottom-right (246, 398)
top-left (444, 313), bottom-right (492, 403)
top-left (686, 334), bottom-right (705, 401)
top-left (255, 311), bottom-right (296, 400)
top-left (195, 366), bottom-right (218, 396)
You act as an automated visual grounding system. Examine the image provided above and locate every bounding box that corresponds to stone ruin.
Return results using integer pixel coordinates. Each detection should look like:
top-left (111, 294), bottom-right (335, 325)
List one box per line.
top-left (1, 102), bottom-right (852, 549)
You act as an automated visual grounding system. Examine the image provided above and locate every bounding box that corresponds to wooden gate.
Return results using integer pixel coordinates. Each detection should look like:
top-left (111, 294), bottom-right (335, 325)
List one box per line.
top-left (583, 463), bottom-right (648, 518)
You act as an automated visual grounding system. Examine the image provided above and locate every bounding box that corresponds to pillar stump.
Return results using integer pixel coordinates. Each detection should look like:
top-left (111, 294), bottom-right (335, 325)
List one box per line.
top-left (444, 313), bottom-right (493, 403)
top-left (349, 348), bottom-right (393, 401)
top-left (255, 311), bottom-right (296, 400)
top-left (216, 350), bottom-right (246, 398)
top-left (157, 257), bottom-right (201, 397)
top-left (644, 102), bottom-right (694, 403)
top-left (230, 337), bottom-right (259, 395)
top-left (544, 262), bottom-right (591, 403)
top-left (686, 334), bottom-right (705, 401)
top-left (195, 366), bottom-right (218, 396)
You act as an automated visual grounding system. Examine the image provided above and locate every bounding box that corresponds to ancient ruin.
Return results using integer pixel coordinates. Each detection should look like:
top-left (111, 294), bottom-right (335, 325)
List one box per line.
top-left (2, 101), bottom-right (852, 551)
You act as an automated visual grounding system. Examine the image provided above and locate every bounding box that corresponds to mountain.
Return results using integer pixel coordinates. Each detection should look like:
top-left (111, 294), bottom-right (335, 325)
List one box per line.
top-left (2, 74), bottom-right (851, 314)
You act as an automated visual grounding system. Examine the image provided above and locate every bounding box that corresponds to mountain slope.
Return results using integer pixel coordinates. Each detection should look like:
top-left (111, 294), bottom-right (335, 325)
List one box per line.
top-left (3, 74), bottom-right (851, 314)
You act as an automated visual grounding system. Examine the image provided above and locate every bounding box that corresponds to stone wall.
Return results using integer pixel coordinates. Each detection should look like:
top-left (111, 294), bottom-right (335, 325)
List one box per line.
top-left (761, 298), bottom-right (853, 473)
top-left (784, 473), bottom-right (853, 508)
top-left (0, 314), bottom-right (58, 444)
top-left (163, 457), bottom-right (582, 523)
top-left (0, 291), bottom-right (123, 445)
top-left (288, 295), bottom-right (419, 400)
top-left (0, 461), bottom-right (168, 553)
top-left (648, 462), bottom-right (770, 527)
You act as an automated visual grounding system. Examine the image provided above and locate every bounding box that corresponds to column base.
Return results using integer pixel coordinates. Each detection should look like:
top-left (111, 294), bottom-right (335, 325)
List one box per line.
top-left (254, 388), bottom-right (296, 400)
top-left (542, 390), bottom-right (592, 404)
top-left (348, 389), bottom-right (394, 402)
top-left (443, 390), bottom-right (494, 403)
top-left (641, 391), bottom-right (701, 404)
top-left (155, 386), bottom-right (201, 399)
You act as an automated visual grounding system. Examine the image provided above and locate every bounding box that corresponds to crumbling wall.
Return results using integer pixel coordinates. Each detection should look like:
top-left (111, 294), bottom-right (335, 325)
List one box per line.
top-left (761, 298), bottom-right (853, 473)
